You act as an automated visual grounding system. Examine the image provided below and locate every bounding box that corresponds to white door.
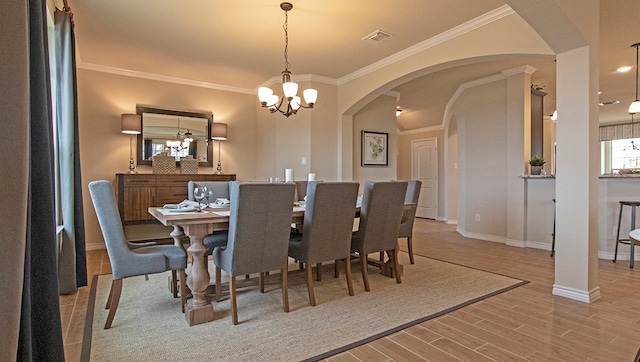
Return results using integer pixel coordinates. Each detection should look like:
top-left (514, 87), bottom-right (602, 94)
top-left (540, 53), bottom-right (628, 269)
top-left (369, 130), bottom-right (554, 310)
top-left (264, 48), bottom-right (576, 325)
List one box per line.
top-left (412, 139), bottom-right (437, 219)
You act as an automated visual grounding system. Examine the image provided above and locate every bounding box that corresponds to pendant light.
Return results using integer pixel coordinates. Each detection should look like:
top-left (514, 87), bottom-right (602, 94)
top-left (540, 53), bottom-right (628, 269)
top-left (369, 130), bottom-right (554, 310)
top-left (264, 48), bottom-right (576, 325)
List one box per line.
top-left (257, 2), bottom-right (317, 117)
top-left (629, 42), bottom-right (640, 114)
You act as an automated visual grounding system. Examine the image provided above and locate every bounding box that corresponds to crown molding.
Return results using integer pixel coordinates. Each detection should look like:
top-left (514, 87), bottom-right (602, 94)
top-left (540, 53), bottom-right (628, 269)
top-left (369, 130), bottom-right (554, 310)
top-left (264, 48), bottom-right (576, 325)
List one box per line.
top-left (338, 5), bottom-right (515, 85)
top-left (77, 62), bottom-right (256, 95)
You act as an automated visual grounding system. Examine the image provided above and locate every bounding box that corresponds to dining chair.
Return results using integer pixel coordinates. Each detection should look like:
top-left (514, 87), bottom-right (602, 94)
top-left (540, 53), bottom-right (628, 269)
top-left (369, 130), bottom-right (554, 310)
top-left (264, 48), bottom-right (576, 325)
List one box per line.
top-left (88, 180), bottom-right (187, 329)
top-left (351, 180), bottom-right (408, 292)
top-left (211, 181), bottom-right (295, 325)
top-left (288, 181), bottom-right (359, 306)
top-left (398, 180), bottom-right (422, 264)
top-left (188, 181), bottom-right (231, 252)
top-left (295, 180), bottom-right (308, 201)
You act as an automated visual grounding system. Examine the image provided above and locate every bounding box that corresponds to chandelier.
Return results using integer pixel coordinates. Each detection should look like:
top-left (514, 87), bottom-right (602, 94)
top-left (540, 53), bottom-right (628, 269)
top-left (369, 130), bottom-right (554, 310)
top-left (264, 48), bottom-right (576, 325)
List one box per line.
top-left (166, 118), bottom-right (193, 151)
top-left (258, 2), bottom-right (317, 117)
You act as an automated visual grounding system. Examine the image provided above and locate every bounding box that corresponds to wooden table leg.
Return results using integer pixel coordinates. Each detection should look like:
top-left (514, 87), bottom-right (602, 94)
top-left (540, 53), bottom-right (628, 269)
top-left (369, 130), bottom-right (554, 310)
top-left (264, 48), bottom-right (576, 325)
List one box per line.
top-left (182, 223), bottom-right (215, 326)
top-left (170, 225), bottom-right (186, 251)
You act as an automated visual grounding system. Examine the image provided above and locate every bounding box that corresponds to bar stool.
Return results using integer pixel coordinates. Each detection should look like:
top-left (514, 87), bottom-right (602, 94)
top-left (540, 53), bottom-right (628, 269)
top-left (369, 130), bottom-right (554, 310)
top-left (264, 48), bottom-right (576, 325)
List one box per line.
top-left (614, 200), bottom-right (640, 268)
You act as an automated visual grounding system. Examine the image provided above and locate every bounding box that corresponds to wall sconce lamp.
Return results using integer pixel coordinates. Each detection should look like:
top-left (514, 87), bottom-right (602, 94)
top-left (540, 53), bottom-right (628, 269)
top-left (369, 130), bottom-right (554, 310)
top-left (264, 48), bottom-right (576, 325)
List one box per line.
top-left (211, 123), bottom-right (228, 175)
top-left (121, 113), bottom-right (141, 173)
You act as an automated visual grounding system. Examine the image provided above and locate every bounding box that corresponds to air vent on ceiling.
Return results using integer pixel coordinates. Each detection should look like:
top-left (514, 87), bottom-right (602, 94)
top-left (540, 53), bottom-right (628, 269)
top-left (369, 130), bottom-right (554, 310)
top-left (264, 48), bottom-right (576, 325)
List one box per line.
top-left (599, 100), bottom-right (620, 106)
top-left (362, 30), bottom-right (393, 44)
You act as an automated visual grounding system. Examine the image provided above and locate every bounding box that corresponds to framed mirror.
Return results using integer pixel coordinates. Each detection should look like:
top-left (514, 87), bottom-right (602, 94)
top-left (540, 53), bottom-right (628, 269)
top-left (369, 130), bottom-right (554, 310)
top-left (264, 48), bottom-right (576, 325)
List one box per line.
top-left (136, 105), bottom-right (213, 167)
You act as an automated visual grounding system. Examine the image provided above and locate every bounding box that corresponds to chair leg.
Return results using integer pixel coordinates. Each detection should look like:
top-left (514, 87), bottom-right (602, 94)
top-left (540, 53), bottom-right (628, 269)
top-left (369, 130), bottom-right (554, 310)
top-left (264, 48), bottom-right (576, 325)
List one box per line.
top-left (259, 272), bottom-right (265, 293)
top-left (171, 270), bottom-right (178, 298)
top-left (334, 259), bottom-right (340, 278)
top-left (179, 269), bottom-right (187, 313)
top-left (316, 262), bottom-right (322, 281)
top-left (105, 280), bottom-right (114, 309)
top-left (390, 249), bottom-right (402, 284)
top-left (345, 257), bottom-right (354, 296)
top-left (306, 265), bottom-right (316, 306)
top-left (281, 268), bottom-right (290, 312)
top-left (407, 236), bottom-right (415, 264)
top-left (360, 254), bottom-right (370, 292)
top-left (230, 276), bottom-right (238, 325)
top-left (215, 266), bottom-right (222, 303)
top-left (104, 279), bottom-right (123, 329)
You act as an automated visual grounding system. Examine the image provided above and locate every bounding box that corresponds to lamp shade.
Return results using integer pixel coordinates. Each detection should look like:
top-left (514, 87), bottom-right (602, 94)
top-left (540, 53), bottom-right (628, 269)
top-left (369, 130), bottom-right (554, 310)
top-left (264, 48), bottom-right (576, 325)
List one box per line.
top-left (121, 114), bottom-right (141, 134)
top-left (211, 123), bottom-right (228, 141)
top-left (630, 100), bottom-right (640, 114)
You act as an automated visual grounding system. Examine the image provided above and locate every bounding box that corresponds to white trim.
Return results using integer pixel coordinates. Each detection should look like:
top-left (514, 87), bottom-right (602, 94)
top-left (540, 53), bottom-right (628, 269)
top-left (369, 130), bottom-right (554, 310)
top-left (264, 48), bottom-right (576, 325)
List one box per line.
top-left (444, 218), bottom-right (457, 225)
top-left (398, 125), bottom-right (444, 135)
top-left (457, 228), bottom-right (506, 244)
top-left (258, 73), bottom-right (337, 88)
top-left (337, 5), bottom-right (515, 85)
top-left (552, 285), bottom-right (601, 303)
top-left (77, 62), bottom-right (256, 95)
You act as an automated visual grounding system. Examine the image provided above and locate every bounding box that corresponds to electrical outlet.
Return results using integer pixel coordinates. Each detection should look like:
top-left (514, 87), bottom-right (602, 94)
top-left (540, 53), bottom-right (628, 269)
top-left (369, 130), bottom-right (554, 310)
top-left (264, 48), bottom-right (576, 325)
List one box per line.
top-left (475, 214), bottom-right (480, 222)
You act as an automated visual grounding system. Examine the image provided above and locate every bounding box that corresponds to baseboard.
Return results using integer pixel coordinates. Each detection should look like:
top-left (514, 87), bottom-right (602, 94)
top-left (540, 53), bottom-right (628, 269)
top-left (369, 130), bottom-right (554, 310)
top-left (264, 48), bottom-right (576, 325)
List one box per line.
top-left (457, 228), bottom-right (506, 244)
top-left (552, 284), bottom-right (601, 303)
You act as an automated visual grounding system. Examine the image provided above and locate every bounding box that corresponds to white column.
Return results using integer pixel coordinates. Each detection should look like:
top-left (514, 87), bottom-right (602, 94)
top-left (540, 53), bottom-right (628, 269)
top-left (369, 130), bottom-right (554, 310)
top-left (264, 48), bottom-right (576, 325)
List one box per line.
top-left (553, 45), bottom-right (601, 302)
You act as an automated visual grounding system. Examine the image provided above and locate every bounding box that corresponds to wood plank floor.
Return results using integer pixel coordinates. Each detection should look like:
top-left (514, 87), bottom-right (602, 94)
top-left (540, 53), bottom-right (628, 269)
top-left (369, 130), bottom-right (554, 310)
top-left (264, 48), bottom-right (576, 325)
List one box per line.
top-left (60, 219), bottom-right (640, 361)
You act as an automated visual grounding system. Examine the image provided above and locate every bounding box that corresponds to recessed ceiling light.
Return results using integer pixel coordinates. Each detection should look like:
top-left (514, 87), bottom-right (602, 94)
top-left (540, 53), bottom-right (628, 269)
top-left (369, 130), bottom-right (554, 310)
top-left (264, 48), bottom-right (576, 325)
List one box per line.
top-left (617, 66), bottom-right (633, 72)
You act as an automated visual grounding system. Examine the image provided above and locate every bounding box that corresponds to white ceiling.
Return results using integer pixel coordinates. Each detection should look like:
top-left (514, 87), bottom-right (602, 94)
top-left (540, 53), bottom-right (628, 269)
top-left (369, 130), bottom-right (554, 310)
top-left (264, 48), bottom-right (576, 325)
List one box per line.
top-left (68, 0), bottom-right (640, 130)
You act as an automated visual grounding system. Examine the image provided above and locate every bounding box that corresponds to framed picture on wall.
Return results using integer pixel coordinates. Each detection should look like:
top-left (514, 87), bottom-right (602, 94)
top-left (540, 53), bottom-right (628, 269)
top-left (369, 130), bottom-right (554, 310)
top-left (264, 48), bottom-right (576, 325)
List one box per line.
top-left (361, 130), bottom-right (388, 166)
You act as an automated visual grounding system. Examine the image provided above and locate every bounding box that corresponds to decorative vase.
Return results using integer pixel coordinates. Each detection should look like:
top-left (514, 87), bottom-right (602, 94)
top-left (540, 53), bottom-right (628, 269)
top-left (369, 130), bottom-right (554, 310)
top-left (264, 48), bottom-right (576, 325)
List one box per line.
top-left (531, 166), bottom-right (542, 175)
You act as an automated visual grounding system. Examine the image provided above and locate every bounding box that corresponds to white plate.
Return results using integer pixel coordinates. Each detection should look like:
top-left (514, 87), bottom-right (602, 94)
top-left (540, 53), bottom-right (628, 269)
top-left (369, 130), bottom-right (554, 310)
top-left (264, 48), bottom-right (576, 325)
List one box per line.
top-left (208, 203), bottom-right (230, 208)
top-left (166, 207), bottom-right (197, 212)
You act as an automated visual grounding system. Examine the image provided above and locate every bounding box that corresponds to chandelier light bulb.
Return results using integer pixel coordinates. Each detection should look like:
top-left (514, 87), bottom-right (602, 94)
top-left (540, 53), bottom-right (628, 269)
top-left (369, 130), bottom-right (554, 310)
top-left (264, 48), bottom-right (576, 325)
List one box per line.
top-left (303, 89), bottom-right (318, 106)
top-left (258, 87), bottom-right (274, 104)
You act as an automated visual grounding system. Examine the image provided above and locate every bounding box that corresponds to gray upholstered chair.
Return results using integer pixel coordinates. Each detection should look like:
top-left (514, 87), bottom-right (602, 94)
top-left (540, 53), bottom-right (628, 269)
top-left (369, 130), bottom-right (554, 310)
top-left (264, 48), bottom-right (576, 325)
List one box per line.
top-left (88, 180), bottom-right (187, 329)
top-left (398, 180), bottom-right (422, 264)
top-left (351, 181), bottom-right (407, 291)
top-left (188, 181), bottom-right (231, 252)
top-left (288, 181), bottom-right (359, 306)
top-left (295, 180), bottom-right (308, 201)
top-left (211, 181), bottom-right (295, 325)
top-left (187, 181), bottom-right (230, 203)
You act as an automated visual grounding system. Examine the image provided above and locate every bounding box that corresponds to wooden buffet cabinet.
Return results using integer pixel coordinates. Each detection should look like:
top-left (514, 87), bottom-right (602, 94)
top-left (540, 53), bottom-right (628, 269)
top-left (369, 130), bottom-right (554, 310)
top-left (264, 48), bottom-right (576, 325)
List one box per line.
top-left (116, 173), bottom-right (236, 225)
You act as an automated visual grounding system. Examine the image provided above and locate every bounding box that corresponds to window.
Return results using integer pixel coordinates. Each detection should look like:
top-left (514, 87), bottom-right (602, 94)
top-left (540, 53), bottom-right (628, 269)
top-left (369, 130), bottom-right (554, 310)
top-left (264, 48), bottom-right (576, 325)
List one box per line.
top-left (602, 138), bottom-right (640, 174)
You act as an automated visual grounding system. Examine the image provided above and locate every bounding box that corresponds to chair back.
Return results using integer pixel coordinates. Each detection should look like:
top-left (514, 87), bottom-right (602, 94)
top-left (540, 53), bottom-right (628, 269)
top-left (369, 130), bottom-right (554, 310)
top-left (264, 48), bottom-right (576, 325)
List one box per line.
top-left (297, 182), bottom-right (359, 262)
top-left (399, 180), bottom-right (422, 236)
top-left (88, 180), bottom-right (145, 279)
top-left (187, 181), bottom-right (230, 201)
top-left (214, 182), bottom-right (295, 276)
top-left (295, 180), bottom-right (308, 201)
top-left (353, 181), bottom-right (407, 254)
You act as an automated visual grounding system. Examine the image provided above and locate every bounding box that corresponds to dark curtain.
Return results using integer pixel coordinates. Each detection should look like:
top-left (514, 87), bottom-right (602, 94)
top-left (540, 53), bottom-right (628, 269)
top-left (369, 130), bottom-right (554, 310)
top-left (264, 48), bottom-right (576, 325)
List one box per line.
top-left (54, 9), bottom-right (87, 293)
top-left (189, 140), bottom-right (197, 158)
top-left (18, 0), bottom-right (65, 360)
top-left (144, 139), bottom-right (153, 160)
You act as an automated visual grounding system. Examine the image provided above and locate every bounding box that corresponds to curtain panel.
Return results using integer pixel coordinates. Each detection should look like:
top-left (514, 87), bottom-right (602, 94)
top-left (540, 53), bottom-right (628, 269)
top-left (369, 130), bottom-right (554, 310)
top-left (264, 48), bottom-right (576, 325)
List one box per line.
top-left (599, 123), bottom-right (640, 141)
top-left (16, 0), bottom-right (65, 360)
top-left (54, 9), bottom-right (87, 294)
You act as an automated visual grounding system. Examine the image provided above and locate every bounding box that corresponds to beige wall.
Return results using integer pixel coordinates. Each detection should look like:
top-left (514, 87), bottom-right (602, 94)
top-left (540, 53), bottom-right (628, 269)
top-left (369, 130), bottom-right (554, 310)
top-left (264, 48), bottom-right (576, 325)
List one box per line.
top-left (78, 69), bottom-right (257, 248)
top-left (352, 94), bottom-right (398, 191)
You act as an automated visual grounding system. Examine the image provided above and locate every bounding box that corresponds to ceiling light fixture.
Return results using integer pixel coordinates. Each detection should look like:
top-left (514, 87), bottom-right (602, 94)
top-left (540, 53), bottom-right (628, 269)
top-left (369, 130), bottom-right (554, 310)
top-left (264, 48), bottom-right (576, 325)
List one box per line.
top-left (617, 66), bottom-right (633, 73)
top-left (629, 42), bottom-right (640, 114)
top-left (396, 108), bottom-right (403, 117)
top-left (258, 2), bottom-right (317, 118)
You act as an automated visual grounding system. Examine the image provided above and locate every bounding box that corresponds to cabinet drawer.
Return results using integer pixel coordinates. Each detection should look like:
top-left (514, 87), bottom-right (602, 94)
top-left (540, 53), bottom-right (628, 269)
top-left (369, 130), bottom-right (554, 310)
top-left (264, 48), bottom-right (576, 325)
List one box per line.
top-left (122, 174), bottom-right (155, 187)
top-left (155, 174), bottom-right (208, 187)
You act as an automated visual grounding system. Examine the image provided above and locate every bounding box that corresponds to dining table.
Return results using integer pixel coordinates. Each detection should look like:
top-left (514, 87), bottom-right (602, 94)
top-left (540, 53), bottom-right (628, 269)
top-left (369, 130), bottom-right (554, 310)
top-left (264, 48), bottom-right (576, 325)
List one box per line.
top-left (148, 205), bottom-right (305, 326)
top-left (148, 202), bottom-right (414, 326)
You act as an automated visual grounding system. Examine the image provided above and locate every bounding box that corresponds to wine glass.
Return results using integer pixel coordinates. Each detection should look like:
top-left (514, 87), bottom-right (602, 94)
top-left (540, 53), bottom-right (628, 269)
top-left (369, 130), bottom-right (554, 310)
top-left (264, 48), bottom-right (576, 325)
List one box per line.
top-left (193, 187), bottom-right (206, 212)
top-left (204, 187), bottom-right (214, 207)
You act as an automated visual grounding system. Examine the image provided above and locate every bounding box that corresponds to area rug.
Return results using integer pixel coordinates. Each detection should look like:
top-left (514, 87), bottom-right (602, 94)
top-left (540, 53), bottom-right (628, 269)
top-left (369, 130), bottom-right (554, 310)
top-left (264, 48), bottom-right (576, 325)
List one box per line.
top-left (82, 253), bottom-right (526, 361)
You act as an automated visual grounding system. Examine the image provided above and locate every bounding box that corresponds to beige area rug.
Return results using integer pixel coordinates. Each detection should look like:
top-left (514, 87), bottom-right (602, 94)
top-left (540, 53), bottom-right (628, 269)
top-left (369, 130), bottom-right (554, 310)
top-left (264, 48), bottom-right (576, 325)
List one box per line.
top-left (83, 253), bottom-right (526, 361)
